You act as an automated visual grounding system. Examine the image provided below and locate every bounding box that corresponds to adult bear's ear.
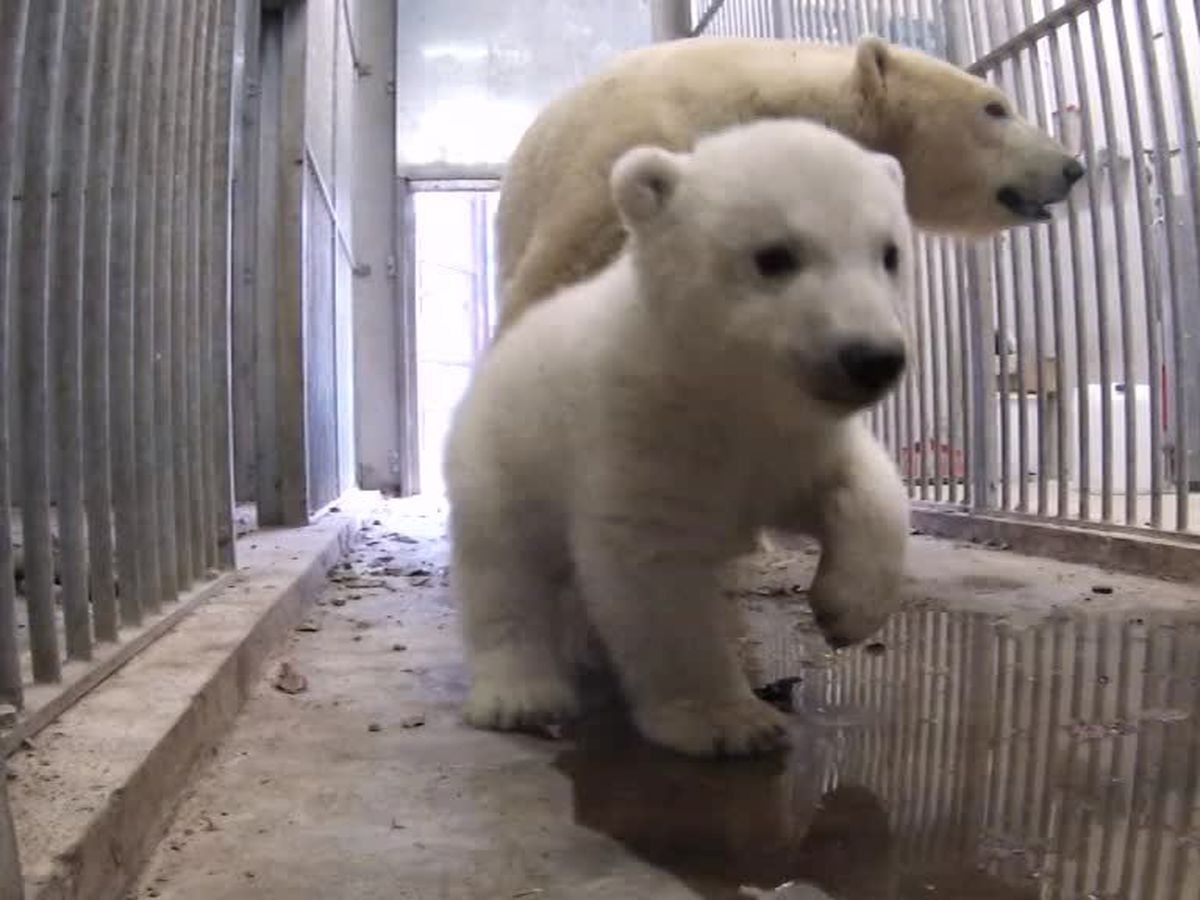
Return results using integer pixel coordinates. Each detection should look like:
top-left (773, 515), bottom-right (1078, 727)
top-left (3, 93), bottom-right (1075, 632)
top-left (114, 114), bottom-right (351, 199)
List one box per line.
top-left (611, 145), bottom-right (684, 230)
top-left (855, 35), bottom-right (891, 102)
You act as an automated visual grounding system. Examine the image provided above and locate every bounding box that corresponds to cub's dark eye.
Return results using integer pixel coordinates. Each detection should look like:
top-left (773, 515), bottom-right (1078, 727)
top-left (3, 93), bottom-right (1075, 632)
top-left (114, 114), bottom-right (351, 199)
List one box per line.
top-left (754, 243), bottom-right (800, 279)
top-left (883, 241), bottom-right (900, 274)
top-left (985, 101), bottom-right (1009, 119)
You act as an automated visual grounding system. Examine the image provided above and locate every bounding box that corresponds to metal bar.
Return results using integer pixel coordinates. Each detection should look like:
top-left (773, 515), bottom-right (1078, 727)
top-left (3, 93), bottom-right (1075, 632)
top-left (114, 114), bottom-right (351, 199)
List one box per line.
top-left (1070, 13), bottom-right (1112, 523)
top-left (957, 243), bottom-right (976, 506)
top-left (1048, 26), bottom-right (1090, 521)
top-left (172, 0), bottom-right (199, 584)
top-left (210, 0), bottom-right (240, 570)
top-left (198, 0), bottom-right (221, 572)
top-left (690, 0), bottom-right (730, 35)
top-left (995, 235), bottom-right (1012, 509)
top-left (1017, 5), bottom-right (1065, 520)
top-left (929, 239), bottom-right (945, 501)
top-left (305, 142), bottom-right (358, 271)
top-left (153, 1), bottom-right (183, 599)
top-left (51, 0), bottom-right (98, 661)
top-left (275, 0), bottom-right (310, 521)
top-left (81, 0), bottom-right (121, 645)
top-left (1007, 48), bottom-right (1050, 516)
top-left (0, 754), bottom-right (21, 899)
top-left (0, 0), bottom-right (31, 707)
top-left (254, 12), bottom-right (283, 522)
top-left (1112, 0), bottom-right (1164, 528)
top-left (915, 234), bottom-right (930, 500)
top-left (967, 0), bottom-right (1101, 75)
top-left (17, 0), bottom-right (67, 683)
top-left (968, 242), bottom-right (997, 510)
top-left (232, 0), bottom-right (261, 505)
top-left (188, 0), bottom-right (214, 572)
top-left (109, 0), bottom-right (149, 627)
top-left (942, 241), bottom-right (959, 503)
top-left (1088, 3), bottom-right (1137, 526)
top-left (133, 0), bottom-right (166, 614)
top-left (1138, 0), bottom-right (1193, 532)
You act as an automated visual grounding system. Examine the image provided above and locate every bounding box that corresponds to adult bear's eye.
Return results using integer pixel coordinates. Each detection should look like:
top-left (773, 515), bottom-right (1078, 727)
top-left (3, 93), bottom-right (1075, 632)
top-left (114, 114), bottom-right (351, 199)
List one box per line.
top-left (754, 243), bottom-right (800, 279)
top-left (883, 241), bottom-right (900, 274)
top-left (985, 101), bottom-right (1009, 119)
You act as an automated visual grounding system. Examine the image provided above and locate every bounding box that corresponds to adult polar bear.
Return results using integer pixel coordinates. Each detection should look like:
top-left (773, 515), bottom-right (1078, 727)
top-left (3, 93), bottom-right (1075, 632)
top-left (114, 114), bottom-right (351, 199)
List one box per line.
top-left (493, 35), bottom-right (1084, 334)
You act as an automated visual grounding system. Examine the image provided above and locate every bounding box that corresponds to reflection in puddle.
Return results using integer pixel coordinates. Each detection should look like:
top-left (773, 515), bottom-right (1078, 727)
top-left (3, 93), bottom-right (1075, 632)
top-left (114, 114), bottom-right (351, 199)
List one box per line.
top-left (556, 609), bottom-right (1200, 899)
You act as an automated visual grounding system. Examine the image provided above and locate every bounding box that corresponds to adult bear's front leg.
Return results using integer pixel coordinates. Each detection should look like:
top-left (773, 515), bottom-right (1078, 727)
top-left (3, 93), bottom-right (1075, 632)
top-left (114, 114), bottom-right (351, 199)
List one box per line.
top-left (806, 427), bottom-right (910, 648)
top-left (572, 511), bottom-right (789, 758)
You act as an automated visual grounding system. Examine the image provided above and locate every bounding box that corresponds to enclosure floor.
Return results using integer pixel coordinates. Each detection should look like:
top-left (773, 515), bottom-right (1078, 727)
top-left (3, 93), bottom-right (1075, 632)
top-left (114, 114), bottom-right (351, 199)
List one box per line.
top-left (130, 496), bottom-right (1200, 900)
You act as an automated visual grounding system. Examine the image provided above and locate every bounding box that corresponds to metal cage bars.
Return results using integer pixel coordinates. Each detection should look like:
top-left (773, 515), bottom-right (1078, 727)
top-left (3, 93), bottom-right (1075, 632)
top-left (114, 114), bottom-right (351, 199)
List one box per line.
top-left (691, 0), bottom-right (1200, 536)
top-left (0, 0), bottom-right (240, 710)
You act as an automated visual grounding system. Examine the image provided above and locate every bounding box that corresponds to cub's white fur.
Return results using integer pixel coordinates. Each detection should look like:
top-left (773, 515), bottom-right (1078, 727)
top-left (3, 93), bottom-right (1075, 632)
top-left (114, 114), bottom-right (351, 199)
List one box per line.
top-left (445, 119), bottom-right (913, 758)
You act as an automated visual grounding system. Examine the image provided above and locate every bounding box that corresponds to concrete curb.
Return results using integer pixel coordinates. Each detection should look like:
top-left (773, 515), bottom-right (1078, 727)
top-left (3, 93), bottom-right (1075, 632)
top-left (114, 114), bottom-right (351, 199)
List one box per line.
top-left (911, 503), bottom-right (1200, 582)
top-left (8, 507), bottom-right (365, 900)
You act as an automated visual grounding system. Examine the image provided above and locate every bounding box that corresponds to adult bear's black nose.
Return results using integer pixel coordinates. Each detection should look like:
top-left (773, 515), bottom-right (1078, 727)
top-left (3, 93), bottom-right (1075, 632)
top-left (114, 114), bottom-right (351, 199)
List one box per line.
top-left (1063, 158), bottom-right (1085, 184)
top-left (838, 341), bottom-right (906, 395)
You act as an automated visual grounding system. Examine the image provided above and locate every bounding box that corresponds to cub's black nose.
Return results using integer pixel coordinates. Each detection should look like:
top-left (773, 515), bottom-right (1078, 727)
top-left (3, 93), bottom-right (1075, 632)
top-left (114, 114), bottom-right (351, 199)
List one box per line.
top-left (838, 341), bottom-right (906, 394)
top-left (1063, 158), bottom-right (1085, 184)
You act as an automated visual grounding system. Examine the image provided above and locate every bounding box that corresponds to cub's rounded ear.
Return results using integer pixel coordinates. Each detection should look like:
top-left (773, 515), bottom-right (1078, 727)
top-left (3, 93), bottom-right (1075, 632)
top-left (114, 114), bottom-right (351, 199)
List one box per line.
top-left (855, 35), bottom-right (891, 102)
top-left (871, 151), bottom-right (904, 190)
top-left (611, 145), bottom-right (685, 229)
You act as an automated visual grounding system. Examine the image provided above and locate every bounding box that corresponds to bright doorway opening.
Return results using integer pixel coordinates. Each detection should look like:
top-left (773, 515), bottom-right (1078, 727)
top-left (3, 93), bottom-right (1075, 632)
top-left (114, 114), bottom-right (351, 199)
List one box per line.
top-left (412, 187), bottom-right (500, 496)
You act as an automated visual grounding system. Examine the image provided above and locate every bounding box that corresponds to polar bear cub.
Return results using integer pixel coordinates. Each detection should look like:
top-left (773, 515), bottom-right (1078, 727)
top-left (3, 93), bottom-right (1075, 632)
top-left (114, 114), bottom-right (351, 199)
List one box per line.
top-left (444, 118), bottom-right (913, 758)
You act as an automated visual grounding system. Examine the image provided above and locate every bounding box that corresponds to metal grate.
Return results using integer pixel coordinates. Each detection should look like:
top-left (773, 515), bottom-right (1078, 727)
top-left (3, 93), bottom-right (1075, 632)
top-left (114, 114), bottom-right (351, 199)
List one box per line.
top-left (0, 0), bottom-right (239, 711)
top-left (691, 0), bottom-right (1200, 538)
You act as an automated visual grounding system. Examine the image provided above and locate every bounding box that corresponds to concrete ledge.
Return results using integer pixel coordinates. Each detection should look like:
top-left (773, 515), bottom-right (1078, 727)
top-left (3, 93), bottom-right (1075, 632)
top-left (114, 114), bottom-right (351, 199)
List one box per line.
top-left (6, 499), bottom-right (369, 900)
top-left (911, 503), bottom-right (1200, 583)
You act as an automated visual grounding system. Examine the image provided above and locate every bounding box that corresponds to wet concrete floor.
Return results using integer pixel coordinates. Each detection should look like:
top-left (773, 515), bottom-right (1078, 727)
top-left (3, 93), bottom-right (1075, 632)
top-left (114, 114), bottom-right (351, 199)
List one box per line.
top-left (133, 498), bottom-right (1200, 899)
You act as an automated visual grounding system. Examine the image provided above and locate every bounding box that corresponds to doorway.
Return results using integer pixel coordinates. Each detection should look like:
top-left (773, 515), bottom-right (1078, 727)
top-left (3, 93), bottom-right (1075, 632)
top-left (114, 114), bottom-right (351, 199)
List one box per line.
top-left (410, 185), bottom-right (500, 496)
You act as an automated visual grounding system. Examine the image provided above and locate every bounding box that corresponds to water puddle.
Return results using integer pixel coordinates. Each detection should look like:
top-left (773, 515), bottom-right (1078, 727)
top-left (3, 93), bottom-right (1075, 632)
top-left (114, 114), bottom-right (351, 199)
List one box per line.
top-left (555, 607), bottom-right (1200, 899)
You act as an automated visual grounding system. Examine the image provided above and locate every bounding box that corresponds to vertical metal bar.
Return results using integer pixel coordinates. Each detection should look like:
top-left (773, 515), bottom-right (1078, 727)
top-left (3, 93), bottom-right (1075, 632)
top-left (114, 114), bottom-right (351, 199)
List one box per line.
top-left (0, 754), bottom-right (21, 900)
top-left (199, 0), bottom-right (222, 572)
top-left (1135, 0), bottom-right (1192, 533)
top-left (188, 0), bottom-right (215, 574)
top-left (211, 0), bottom-right (241, 569)
top-left (232, 2), bottom-right (261, 505)
top-left (1089, 3), bottom-right (1137, 526)
top-left (153, 2), bottom-right (183, 600)
top-left (110, 0), bottom-right (149, 628)
top-left (173, 0), bottom-right (199, 585)
top-left (82, 0), bottom-right (122, 645)
top-left (942, 241), bottom-right (959, 503)
top-left (1112, 0), bottom-right (1163, 529)
top-left (929, 239), bottom-right (945, 500)
top-left (276, 1), bottom-right (311, 522)
top-left (133, 0), bottom-right (166, 614)
top-left (1048, 26), bottom-right (1090, 521)
top-left (1070, 13), bottom-right (1112, 523)
top-left (1016, 16), bottom-right (1069, 519)
top-left (994, 235), bottom-right (1012, 509)
top-left (968, 242), bottom-right (997, 511)
top-left (17, 0), bottom-right (67, 683)
top-left (1164, 0), bottom-right (1200, 534)
top-left (958, 244), bottom-right (977, 506)
top-left (915, 235), bottom-right (930, 499)
top-left (51, 0), bottom-right (98, 661)
top-left (0, 0), bottom-right (31, 706)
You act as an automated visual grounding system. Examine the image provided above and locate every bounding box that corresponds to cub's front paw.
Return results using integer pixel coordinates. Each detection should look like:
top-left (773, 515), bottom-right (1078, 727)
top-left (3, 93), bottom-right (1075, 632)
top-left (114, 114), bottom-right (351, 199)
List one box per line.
top-left (463, 674), bottom-right (580, 733)
top-left (633, 696), bottom-right (791, 758)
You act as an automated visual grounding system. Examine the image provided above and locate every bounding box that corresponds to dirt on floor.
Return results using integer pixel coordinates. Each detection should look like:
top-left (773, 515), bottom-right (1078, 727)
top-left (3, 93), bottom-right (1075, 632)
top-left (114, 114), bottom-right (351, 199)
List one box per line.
top-left (131, 497), bottom-right (1200, 900)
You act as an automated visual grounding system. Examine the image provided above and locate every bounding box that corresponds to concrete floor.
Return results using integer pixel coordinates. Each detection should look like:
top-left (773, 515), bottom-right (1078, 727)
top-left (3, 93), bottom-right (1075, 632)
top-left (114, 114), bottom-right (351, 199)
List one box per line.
top-left (131, 497), bottom-right (1200, 900)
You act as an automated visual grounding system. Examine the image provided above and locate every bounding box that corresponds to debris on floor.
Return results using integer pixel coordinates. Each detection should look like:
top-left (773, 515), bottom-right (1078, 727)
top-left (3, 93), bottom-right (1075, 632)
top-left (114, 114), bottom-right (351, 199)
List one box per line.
top-left (271, 661), bottom-right (308, 695)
